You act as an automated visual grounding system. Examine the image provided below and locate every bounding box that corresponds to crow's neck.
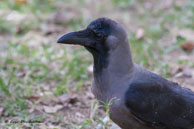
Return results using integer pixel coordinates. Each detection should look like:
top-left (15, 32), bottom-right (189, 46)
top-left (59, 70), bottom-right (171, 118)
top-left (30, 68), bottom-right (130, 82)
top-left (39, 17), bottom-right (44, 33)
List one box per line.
top-left (93, 42), bottom-right (134, 81)
top-left (93, 50), bottom-right (109, 74)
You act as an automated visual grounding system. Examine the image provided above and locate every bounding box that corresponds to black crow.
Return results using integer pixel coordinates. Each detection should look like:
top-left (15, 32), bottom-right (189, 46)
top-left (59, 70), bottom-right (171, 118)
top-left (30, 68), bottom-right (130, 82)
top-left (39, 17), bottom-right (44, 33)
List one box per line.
top-left (57, 17), bottom-right (194, 129)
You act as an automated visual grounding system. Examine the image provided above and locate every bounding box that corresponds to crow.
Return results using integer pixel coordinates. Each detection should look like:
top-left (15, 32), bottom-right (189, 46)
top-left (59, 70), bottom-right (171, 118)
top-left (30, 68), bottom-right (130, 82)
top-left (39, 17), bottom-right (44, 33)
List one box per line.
top-left (57, 17), bottom-right (194, 129)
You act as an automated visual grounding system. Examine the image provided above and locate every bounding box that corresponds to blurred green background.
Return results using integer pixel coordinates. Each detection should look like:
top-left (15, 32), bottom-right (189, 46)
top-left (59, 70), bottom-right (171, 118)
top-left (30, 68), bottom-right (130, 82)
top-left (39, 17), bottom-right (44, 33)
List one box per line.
top-left (0, 0), bottom-right (194, 128)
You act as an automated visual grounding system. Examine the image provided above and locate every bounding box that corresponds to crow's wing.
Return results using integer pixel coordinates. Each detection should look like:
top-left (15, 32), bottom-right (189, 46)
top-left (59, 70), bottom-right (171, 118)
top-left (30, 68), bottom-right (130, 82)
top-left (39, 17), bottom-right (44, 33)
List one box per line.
top-left (125, 76), bottom-right (194, 129)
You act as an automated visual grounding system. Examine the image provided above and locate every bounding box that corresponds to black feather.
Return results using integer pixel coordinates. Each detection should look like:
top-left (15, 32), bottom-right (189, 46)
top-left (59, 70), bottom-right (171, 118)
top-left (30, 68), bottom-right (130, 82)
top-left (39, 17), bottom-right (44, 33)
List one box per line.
top-left (125, 72), bottom-right (194, 129)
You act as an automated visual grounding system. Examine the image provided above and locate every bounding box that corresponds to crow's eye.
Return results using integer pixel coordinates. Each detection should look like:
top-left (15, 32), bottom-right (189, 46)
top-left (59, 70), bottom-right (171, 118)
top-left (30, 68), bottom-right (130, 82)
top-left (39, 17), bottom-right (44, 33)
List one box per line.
top-left (95, 32), bottom-right (104, 40)
top-left (89, 29), bottom-right (104, 40)
top-left (96, 32), bottom-right (103, 37)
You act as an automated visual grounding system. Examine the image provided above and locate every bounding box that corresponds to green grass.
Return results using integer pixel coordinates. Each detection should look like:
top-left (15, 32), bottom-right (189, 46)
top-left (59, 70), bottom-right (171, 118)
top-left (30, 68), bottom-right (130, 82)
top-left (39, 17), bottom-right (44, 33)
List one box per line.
top-left (0, 0), bottom-right (193, 128)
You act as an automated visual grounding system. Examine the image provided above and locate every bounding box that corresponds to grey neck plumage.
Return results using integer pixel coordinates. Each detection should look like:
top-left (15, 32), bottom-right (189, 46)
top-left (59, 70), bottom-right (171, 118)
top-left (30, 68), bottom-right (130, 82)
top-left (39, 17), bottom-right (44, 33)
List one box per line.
top-left (93, 38), bottom-right (134, 80)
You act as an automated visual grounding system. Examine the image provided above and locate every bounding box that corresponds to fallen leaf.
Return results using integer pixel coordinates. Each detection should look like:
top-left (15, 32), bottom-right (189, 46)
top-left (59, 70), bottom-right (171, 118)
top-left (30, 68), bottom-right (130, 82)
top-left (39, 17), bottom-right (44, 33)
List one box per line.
top-left (86, 91), bottom-right (94, 100)
top-left (135, 28), bottom-right (144, 39)
top-left (181, 42), bottom-right (194, 52)
top-left (24, 95), bottom-right (40, 100)
top-left (33, 106), bottom-right (44, 113)
top-left (15, 0), bottom-right (27, 4)
top-left (43, 105), bottom-right (63, 113)
top-left (40, 24), bottom-right (64, 36)
top-left (0, 107), bottom-right (4, 116)
top-left (59, 94), bottom-right (78, 105)
top-left (16, 70), bottom-right (26, 78)
top-left (16, 26), bottom-right (24, 34)
top-left (51, 10), bottom-right (79, 25)
top-left (6, 11), bottom-right (26, 22)
top-left (182, 69), bottom-right (192, 78)
top-left (75, 112), bottom-right (84, 118)
top-left (175, 68), bottom-right (193, 78)
top-left (178, 29), bottom-right (194, 41)
top-left (87, 64), bottom-right (93, 73)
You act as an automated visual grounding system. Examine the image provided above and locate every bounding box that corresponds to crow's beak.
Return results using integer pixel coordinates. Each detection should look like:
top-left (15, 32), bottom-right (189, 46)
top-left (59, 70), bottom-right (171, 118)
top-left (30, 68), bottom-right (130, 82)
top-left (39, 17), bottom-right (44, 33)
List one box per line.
top-left (57, 29), bottom-right (92, 46)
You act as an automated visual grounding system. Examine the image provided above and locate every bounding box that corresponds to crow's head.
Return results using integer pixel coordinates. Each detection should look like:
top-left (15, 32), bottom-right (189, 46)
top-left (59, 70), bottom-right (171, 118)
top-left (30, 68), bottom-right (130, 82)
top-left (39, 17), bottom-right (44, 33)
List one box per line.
top-left (57, 17), bottom-right (128, 55)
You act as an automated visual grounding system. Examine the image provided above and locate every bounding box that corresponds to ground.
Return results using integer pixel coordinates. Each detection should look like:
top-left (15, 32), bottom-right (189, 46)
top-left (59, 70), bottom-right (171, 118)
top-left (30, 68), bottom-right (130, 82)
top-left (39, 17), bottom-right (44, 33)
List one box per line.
top-left (0, 0), bottom-right (194, 129)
